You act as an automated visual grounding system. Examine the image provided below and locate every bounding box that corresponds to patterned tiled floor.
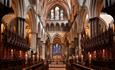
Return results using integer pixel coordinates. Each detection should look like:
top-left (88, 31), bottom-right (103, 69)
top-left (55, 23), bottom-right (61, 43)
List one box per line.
top-left (49, 68), bottom-right (66, 70)
top-left (48, 64), bottom-right (66, 70)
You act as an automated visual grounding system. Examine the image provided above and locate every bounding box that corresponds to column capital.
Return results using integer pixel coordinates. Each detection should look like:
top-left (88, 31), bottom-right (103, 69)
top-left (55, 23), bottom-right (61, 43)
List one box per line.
top-left (16, 17), bottom-right (25, 37)
top-left (37, 37), bottom-right (41, 40)
top-left (88, 17), bottom-right (99, 22)
top-left (16, 17), bottom-right (25, 21)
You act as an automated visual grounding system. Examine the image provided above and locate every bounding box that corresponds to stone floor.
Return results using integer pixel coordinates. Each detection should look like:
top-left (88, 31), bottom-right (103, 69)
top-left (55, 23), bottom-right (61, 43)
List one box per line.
top-left (49, 68), bottom-right (66, 70)
top-left (48, 64), bottom-right (66, 70)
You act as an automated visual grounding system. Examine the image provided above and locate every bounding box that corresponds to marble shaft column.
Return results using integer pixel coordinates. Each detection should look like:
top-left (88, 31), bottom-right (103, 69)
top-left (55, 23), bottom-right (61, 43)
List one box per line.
top-left (78, 34), bottom-right (82, 57)
top-left (30, 32), bottom-right (37, 53)
top-left (74, 38), bottom-right (79, 56)
top-left (50, 44), bottom-right (53, 60)
top-left (69, 43), bottom-right (72, 56)
top-left (66, 45), bottom-right (69, 60)
top-left (37, 38), bottom-right (41, 61)
top-left (17, 17), bottom-right (25, 37)
top-left (89, 17), bottom-right (99, 37)
top-left (42, 42), bottom-right (46, 60)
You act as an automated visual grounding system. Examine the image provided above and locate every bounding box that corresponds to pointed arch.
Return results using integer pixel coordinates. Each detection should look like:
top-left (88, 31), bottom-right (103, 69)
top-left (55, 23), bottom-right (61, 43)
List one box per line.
top-left (61, 23), bottom-right (64, 31)
top-left (46, 3), bottom-right (69, 20)
top-left (46, 23), bottom-right (49, 31)
top-left (56, 23), bottom-right (60, 31)
top-left (52, 33), bottom-right (62, 44)
top-left (50, 23), bottom-right (54, 31)
top-left (25, 7), bottom-right (36, 32)
top-left (47, 4), bottom-right (68, 20)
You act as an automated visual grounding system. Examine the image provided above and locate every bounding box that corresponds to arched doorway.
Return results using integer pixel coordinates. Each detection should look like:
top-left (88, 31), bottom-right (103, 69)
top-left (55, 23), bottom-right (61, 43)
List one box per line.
top-left (52, 43), bottom-right (61, 55)
top-left (52, 43), bottom-right (62, 62)
top-left (51, 36), bottom-right (64, 63)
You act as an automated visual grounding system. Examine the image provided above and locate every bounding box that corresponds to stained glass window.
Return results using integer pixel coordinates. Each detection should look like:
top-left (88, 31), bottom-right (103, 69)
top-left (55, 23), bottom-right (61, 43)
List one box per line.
top-left (51, 9), bottom-right (54, 20)
top-left (60, 10), bottom-right (64, 20)
top-left (50, 6), bottom-right (64, 20)
top-left (55, 6), bottom-right (59, 20)
top-left (52, 44), bottom-right (61, 55)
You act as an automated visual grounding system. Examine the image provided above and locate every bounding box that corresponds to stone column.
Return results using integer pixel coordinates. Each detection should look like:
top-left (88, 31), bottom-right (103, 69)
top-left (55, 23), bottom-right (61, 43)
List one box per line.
top-left (40, 41), bottom-right (43, 60)
top-left (74, 38), bottom-right (79, 54)
top-left (89, 17), bottom-right (99, 37)
top-left (37, 38), bottom-right (41, 61)
top-left (30, 32), bottom-right (37, 54)
top-left (89, 18), bottom-right (95, 37)
top-left (47, 45), bottom-right (50, 60)
top-left (42, 42), bottom-right (46, 60)
top-left (45, 43), bottom-right (47, 60)
top-left (78, 33), bottom-right (82, 57)
top-left (50, 44), bottom-right (52, 60)
top-left (71, 41), bottom-right (75, 55)
top-left (74, 38), bottom-right (79, 61)
top-left (17, 17), bottom-right (25, 37)
top-left (66, 44), bottom-right (69, 61)
top-left (69, 43), bottom-right (72, 57)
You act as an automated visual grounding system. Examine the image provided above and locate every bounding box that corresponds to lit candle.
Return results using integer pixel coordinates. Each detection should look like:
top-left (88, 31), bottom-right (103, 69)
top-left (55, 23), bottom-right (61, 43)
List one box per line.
top-left (19, 50), bottom-right (22, 57)
top-left (81, 55), bottom-right (83, 63)
top-left (89, 54), bottom-right (92, 64)
top-left (11, 49), bottom-right (13, 58)
top-left (76, 55), bottom-right (78, 62)
top-left (33, 55), bottom-right (35, 63)
top-left (25, 52), bottom-right (28, 64)
top-left (25, 53), bottom-right (28, 59)
top-left (103, 49), bottom-right (105, 59)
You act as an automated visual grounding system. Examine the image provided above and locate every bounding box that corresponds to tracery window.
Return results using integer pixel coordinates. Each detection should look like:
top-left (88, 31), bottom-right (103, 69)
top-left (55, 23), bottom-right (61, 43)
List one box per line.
top-left (49, 6), bottom-right (64, 20)
top-left (55, 6), bottom-right (60, 20)
top-left (51, 9), bottom-right (54, 20)
top-left (60, 10), bottom-right (64, 20)
top-left (52, 43), bottom-right (61, 55)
